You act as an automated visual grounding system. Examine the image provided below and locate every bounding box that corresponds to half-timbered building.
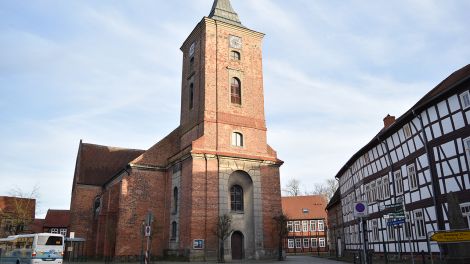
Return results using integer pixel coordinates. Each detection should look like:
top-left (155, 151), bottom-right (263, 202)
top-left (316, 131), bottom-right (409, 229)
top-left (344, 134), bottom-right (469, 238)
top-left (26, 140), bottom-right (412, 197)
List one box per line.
top-left (282, 196), bottom-right (328, 254)
top-left (335, 64), bottom-right (470, 257)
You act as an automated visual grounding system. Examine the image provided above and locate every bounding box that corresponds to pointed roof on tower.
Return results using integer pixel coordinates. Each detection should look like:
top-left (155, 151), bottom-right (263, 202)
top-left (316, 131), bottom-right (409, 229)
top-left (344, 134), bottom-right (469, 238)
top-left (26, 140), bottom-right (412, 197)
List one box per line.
top-left (209, 0), bottom-right (244, 27)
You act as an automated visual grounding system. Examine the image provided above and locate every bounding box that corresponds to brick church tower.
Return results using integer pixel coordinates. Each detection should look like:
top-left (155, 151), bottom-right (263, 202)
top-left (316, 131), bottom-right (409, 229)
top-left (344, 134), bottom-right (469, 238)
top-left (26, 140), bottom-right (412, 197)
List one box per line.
top-left (69, 0), bottom-right (283, 261)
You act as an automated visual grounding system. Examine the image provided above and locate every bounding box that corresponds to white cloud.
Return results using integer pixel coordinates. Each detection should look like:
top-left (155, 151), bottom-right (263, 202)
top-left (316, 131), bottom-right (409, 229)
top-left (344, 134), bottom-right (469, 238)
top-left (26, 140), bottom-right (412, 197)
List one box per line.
top-left (0, 0), bottom-right (469, 215)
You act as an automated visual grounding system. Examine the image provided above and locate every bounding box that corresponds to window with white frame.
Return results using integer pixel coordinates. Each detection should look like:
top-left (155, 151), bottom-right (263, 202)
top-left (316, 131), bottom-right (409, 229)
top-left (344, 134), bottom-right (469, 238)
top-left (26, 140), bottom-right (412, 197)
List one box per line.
top-left (371, 182), bottom-right (377, 202)
top-left (310, 220), bottom-right (316, 231)
top-left (395, 171), bottom-right (404, 195)
top-left (414, 210), bottom-right (426, 238)
top-left (295, 238), bottom-right (301, 248)
top-left (383, 176), bottom-right (390, 198)
top-left (294, 221), bottom-right (301, 232)
top-left (59, 228), bottom-right (67, 236)
top-left (231, 132), bottom-right (243, 147)
top-left (404, 124), bottom-right (412, 139)
top-left (365, 184), bottom-right (371, 202)
top-left (303, 238), bottom-right (309, 248)
top-left (460, 203), bottom-right (470, 228)
top-left (319, 237), bottom-right (326, 247)
top-left (404, 219), bottom-right (412, 239)
top-left (318, 220), bottom-right (324, 231)
top-left (364, 152), bottom-right (370, 163)
top-left (408, 164), bottom-right (418, 190)
top-left (50, 228), bottom-right (58, 234)
top-left (377, 179), bottom-right (383, 200)
top-left (372, 219), bottom-right (379, 242)
top-left (464, 137), bottom-right (470, 167)
top-left (287, 221), bottom-right (293, 232)
top-left (288, 239), bottom-right (294, 248)
top-left (302, 220), bottom-right (309, 232)
top-left (460, 91), bottom-right (470, 109)
top-left (387, 226), bottom-right (395, 241)
top-left (311, 238), bottom-right (317, 248)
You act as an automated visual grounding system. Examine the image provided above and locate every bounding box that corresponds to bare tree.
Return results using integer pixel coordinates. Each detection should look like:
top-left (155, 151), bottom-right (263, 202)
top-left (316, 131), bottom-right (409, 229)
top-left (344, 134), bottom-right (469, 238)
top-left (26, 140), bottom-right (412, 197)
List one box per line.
top-left (282, 178), bottom-right (301, 196)
top-left (0, 185), bottom-right (39, 236)
top-left (273, 213), bottom-right (289, 261)
top-left (306, 179), bottom-right (338, 201)
top-left (215, 214), bottom-right (232, 263)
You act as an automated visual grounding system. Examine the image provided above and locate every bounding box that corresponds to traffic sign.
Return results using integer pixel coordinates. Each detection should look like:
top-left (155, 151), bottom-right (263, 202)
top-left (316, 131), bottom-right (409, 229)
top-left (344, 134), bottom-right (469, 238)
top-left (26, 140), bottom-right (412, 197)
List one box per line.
top-left (387, 219), bottom-right (405, 226)
top-left (353, 201), bottom-right (369, 218)
top-left (430, 230), bottom-right (470, 243)
top-left (145, 226), bottom-right (151, 237)
top-left (384, 214), bottom-right (404, 219)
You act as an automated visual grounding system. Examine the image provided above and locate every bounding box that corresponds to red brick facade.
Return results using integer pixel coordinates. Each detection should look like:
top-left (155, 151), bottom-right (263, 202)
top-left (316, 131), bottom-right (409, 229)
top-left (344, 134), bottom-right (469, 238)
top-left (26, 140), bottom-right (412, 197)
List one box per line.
top-left (69, 1), bottom-right (283, 261)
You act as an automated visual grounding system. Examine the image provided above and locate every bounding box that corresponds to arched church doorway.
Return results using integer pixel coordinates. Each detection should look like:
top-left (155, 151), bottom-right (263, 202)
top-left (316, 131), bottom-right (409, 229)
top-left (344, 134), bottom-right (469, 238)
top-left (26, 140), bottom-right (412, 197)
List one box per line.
top-left (231, 231), bottom-right (244, 260)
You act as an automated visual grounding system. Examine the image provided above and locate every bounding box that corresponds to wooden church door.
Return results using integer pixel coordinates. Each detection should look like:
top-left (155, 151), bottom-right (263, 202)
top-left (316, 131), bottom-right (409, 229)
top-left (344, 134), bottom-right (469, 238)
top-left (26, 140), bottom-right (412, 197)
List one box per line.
top-left (231, 231), bottom-right (244, 260)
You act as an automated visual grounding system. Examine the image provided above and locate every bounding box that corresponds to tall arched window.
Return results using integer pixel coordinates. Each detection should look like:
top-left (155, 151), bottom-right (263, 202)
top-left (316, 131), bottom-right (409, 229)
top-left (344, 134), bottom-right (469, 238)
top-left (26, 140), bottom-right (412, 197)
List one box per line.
top-left (231, 77), bottom-right (241, 105)
top-left (173, 187), bottom-right (178, 214)
top-left (231, 132), bottom-right (243, 147)
top-left (189, 83), bottom-right (194, 109)
top-left (189, 57), bottom-right (194, 73)
top-left (230, 185), bottom-right (244, 212)
top-left (171, 221), bottom-right (177, 239)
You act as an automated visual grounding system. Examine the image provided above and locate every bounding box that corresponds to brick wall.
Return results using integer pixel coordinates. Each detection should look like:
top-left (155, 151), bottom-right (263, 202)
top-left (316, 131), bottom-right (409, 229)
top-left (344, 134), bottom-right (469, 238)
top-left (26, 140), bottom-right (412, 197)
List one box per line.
top-left (69, 185), bottom-right (101, 257)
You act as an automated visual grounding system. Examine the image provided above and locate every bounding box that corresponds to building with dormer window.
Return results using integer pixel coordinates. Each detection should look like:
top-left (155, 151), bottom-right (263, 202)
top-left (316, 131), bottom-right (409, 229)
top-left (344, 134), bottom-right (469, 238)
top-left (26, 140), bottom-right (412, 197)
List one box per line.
top-left (281, 195), bottom-right (328, 254)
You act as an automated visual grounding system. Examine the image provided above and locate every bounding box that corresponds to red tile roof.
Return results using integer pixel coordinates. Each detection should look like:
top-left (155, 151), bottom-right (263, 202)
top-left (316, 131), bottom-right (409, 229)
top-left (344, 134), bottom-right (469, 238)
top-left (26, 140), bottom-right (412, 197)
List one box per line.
top-left (76, 142), bottom-right (145, 186)
top-left (44, 210), bottom-right (70, 228)
top-left (282, 195), bottom-right (327, 220)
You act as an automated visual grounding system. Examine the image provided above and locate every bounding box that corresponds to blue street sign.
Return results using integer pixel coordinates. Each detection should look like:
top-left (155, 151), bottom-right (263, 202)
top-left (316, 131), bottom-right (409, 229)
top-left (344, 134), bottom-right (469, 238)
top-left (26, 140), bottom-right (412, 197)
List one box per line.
top-left (387, 219), bottom-right (405, 226)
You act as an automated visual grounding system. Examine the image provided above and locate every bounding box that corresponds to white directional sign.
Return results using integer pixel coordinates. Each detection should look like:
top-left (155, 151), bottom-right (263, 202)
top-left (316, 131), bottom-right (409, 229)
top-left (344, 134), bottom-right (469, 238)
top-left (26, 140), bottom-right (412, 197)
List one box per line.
top-left (353, 201), bottom-right (369, 218)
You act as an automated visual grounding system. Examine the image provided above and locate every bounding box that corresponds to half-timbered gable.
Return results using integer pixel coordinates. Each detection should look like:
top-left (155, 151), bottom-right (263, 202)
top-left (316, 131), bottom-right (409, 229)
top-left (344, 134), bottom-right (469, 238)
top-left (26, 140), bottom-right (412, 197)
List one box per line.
top-left (334, 64), bottom-right (470, 256)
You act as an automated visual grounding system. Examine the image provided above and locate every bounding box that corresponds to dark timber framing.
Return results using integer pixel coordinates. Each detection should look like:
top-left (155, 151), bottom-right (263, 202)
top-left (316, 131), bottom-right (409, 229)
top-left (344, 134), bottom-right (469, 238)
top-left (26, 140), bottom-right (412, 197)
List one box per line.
top-left (334, 65), bottom-right (470, 255)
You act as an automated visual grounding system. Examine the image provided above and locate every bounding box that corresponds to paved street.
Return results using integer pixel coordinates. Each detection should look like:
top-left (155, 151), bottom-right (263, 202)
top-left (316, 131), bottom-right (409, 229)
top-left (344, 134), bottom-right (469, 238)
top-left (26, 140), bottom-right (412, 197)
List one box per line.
top-left (155, 255), bottom-right (345, 264)
top-left (83, 255), bottom-right (346, 264)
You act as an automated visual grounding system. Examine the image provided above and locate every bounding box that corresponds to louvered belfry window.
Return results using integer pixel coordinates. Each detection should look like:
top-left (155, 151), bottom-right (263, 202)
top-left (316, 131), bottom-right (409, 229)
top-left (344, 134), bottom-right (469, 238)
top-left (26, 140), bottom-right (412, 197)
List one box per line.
top-left (231, 77), bottom-right (241, 104)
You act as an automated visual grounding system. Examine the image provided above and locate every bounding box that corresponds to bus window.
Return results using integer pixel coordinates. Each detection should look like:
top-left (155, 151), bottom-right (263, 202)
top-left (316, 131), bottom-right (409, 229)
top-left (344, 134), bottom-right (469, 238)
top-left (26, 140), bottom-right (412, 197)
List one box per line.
top-left (37, 236), bottom-right (63, 246)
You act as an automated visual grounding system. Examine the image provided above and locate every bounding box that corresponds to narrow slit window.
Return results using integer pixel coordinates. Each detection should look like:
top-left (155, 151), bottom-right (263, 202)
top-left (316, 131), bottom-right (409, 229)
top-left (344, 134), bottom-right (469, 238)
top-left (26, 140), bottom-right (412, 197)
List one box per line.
top-left (189, 83), bottom-right (194, 109)
top-left (189, 57), bottom-right (194, 73)
top-left (173, 187), bottom-right (178, 213)
top-left (231, 77), bottom-right (241, 105)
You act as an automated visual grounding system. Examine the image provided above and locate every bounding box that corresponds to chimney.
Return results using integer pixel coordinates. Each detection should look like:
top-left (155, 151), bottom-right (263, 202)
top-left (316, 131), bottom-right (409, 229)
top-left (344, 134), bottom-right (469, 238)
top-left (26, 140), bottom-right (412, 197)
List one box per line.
top-left (383, 114), bottom-right (396, 129)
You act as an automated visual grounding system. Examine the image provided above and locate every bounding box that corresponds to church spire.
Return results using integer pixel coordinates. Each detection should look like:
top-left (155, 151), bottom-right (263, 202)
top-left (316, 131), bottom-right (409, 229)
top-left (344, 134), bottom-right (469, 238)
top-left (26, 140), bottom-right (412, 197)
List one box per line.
top-left (208, 0), bottom-right (243, 27)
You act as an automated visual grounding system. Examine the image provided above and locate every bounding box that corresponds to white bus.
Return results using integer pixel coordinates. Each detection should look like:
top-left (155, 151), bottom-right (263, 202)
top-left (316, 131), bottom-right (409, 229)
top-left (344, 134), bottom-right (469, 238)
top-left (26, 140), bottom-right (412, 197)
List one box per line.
top-left (0, 233), bottom-right (64, 264)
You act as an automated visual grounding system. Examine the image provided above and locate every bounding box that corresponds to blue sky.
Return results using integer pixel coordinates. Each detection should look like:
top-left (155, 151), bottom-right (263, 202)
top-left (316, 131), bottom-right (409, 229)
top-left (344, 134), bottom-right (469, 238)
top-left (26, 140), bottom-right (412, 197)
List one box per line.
top-left (0, 0), bottom-right (469, 218)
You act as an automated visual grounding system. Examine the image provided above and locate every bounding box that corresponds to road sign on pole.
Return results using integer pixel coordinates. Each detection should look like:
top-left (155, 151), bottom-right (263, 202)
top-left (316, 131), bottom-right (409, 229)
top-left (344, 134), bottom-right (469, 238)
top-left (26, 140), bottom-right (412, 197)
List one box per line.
top-left (354, 201), bottom-right (369, 218)
top-left (430, 230), bottom-right (470, 243)
top-left (387, 219), bottom-right (406, 226)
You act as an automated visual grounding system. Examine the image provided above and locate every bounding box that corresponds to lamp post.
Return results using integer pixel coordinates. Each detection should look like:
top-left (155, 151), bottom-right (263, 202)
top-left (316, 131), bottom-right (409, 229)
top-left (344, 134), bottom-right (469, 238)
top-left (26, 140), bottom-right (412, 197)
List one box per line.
top-left (140, 221), bottom-right (145, 264)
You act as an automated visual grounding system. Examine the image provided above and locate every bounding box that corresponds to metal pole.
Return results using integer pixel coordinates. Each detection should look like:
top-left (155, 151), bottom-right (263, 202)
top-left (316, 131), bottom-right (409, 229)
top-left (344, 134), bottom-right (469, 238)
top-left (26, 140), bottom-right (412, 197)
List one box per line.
top-left (70, 241), bottom-right (73, 264)
top-left (426, 233), bottom-right (433, 264)
top-left (362, 218), bottom-right (368, 264)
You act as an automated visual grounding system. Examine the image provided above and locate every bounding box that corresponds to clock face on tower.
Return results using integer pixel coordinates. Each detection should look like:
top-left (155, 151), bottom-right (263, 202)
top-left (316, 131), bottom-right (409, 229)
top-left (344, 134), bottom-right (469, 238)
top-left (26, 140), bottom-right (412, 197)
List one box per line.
top-left (229, 36), bottom-right (242, 49)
